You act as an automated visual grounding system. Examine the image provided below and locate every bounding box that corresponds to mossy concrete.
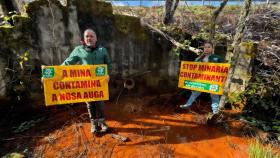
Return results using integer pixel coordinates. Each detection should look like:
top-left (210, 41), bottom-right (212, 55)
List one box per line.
top-left (0, 0), bottom-right (182, 107)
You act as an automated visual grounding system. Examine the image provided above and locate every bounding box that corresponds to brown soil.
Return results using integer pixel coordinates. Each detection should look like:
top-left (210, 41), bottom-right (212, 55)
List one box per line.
top-left (1, 95), bottom-right (251, 158)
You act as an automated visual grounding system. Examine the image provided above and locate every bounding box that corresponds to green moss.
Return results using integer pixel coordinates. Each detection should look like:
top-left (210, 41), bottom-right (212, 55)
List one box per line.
top-left (240, 41), bottom-right (255, 47)
top-left (145, 76), bottom-right (160, 87)
top-left (0, 25), bottom-right (14, 29)
top-left (227, 92), bottom-right (243, 105)
top-left (0, 14), bottom-right (32, 52)
top-left (2, 152), bottom-right (25, 158)
top-left (76, 0), bottom-right (113, 17)
top-left (114, 14), bottom-right (148, 41)
top-left (12, 15), bottom-right (31, 27)
top-left (0, 14), bottom-right (33, 101)
top-left (240, 42), bottom-right (257, 59)
top-left (92, 0), bottom-right (113, 16)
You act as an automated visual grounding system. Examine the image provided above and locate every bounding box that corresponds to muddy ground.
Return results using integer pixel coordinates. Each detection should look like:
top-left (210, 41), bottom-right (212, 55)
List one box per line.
top-left (1, 94), bottom-right (255, 158)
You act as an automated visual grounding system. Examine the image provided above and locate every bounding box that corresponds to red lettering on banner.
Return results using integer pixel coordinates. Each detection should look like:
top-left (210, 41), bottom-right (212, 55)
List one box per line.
top-left (52, 94), bottom-right (57, 102)
top-left (53, 80), bottom-right (101, 90)
top-left (191, 64), bottom-right (197, 70)
top-left (62, 70), bottom-right (68, 78)
top-left (60, 93), bottom-right (65, 100)
top-left (84, 92), bottom-right (88, 99)
top-left (76, 81), bottom-right (81, 88)
top-left (206, 74), bottom-right (211, 81)
top-left (224, 67), bottom-right (229, 73)
top-left (210, 75), bottom-right (215, 81)
top-left (59, 92), bottom-right (82, 101)
top-left (183, 64), bottom-right (198, 70)
top-left (53, 82), bottom-right (59, 90)
top-left (66, 93), bottom-right (70, 100)
top-left (198, 65), bottom-right (229, 73)
top-left (77, 92), bottom-right (82, 99)
top-left (220, 76), bottom-right (226, 82)
top-left (56, 91), bottom-right (105, 101)
top-left (84, 91), bottom-right (104, 98)
top-left (100, 91), bottom-right (104, 98)
top-left (65, 82), bottom-right (71, 89)
top-left (183, 64), bottom-right (189, 70)
top-left (180, 72), bottom-right (185, 77)
top-left (59, 82), bottom-right (65, 89)
top-left (206, 65), bottom-right (211, 72)
top-left (216, 66), bottom-right (221, 73)
top-left (180, 72), bottom-right (226, 83)
top-left (71, 92), bottom-right (76, 100)
top-left (70, 69), bottom-right (91, 77)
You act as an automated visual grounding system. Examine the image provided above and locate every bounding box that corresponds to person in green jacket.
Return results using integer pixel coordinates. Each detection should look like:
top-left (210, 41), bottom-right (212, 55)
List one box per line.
top-left (62, 29), bottom-right (112, 134)
top-left (180, 41), bottom-right (222, 114)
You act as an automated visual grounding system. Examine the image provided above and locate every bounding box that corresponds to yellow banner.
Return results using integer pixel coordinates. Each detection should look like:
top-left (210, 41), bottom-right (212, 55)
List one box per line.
top-left (42, 65), bottom-right (109, 106)
top-left (178, 61), bottom-right (230, 95)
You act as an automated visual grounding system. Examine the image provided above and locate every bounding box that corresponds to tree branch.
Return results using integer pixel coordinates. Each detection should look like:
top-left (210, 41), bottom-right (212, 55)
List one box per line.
top-left (143, 22), bottom-right (201, 55)
top-left (210, 0), bottom-right (228, 41)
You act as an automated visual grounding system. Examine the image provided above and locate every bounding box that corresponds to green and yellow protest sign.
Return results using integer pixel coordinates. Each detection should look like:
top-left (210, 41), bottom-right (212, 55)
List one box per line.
top-left (178, 61), bottom-right (230, 95)
top-left (42, 65), bottom-right (109, 106)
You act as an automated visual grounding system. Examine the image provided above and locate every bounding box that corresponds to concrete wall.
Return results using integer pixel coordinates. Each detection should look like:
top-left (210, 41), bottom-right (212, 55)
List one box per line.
top-left (0, 0), bottom-right (177, 106)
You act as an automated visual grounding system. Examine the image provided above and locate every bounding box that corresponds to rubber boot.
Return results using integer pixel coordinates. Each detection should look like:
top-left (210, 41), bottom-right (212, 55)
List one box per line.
top-left (90, 119), bottom-right (98, 134)
top-left (98, 118), bottom-right (108, 133)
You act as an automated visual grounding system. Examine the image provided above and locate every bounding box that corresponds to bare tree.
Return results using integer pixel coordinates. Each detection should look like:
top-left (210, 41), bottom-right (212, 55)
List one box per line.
top-left (163, 0), bottom-right (179, 25)
top-left (219, 0), bottom-right (252, 109)
top-left (209, 0), bottom-right (228, 42)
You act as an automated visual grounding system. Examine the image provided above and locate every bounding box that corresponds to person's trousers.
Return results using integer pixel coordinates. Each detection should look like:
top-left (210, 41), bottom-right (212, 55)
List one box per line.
top-left (186, 91), bottom-right (220, 113)
top-left (86, 101), bottom-right (105, 121)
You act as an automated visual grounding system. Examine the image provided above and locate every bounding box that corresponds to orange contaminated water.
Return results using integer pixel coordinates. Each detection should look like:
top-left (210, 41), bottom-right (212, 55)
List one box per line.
top-left (2, 96), bottom-right (255, 158)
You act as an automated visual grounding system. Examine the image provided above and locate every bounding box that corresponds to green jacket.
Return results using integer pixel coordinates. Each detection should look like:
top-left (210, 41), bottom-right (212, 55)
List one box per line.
top-left (62, 45), bottom-right (112, 74)
top-left (195, 54), bottom-right (222, 63)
